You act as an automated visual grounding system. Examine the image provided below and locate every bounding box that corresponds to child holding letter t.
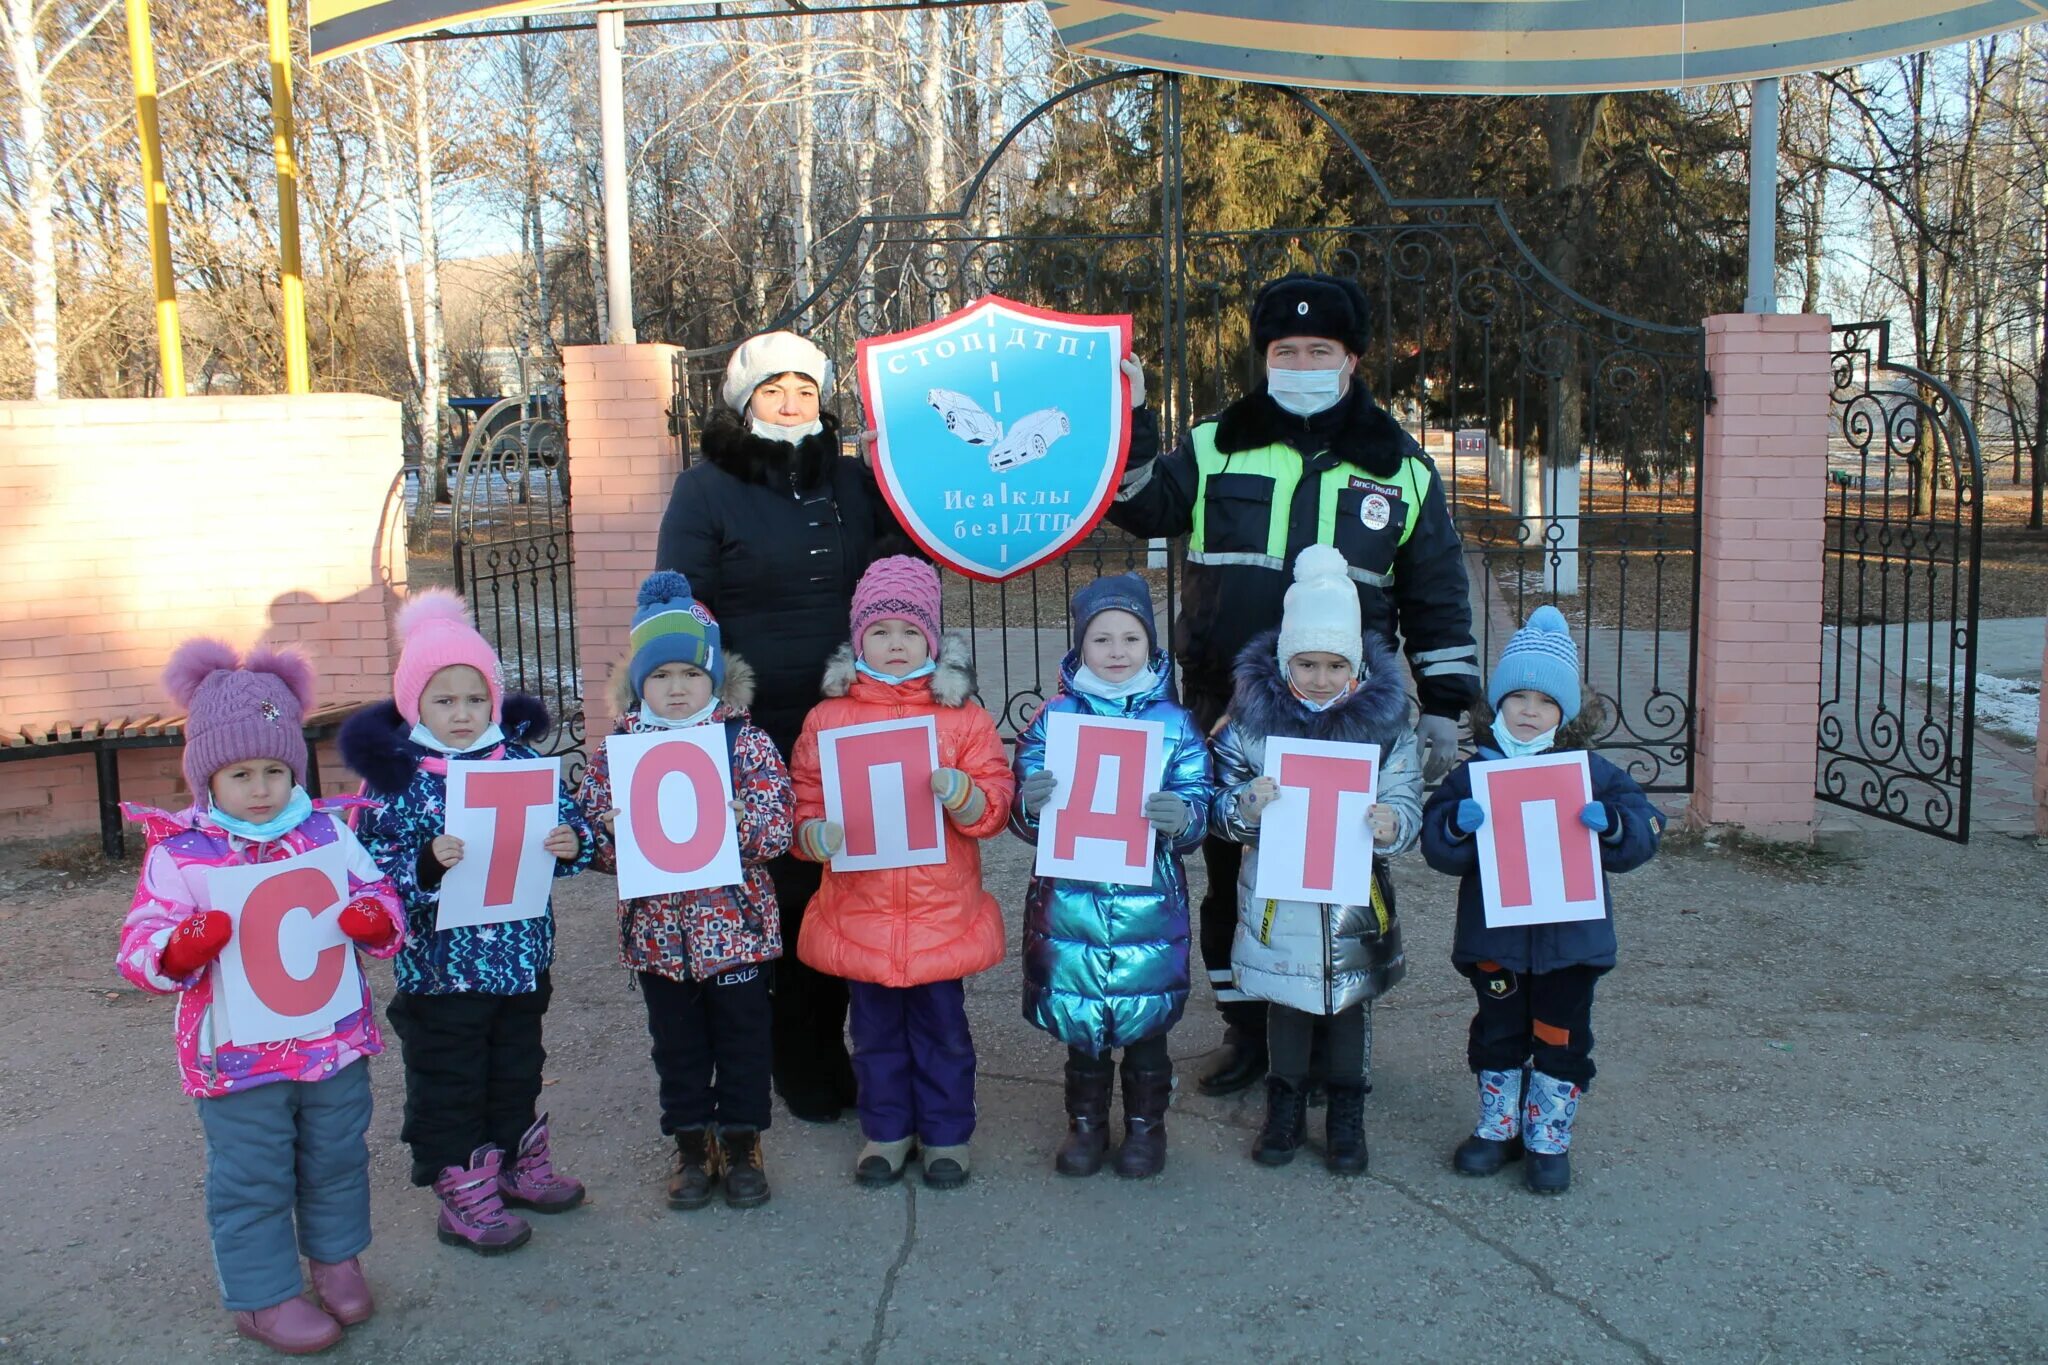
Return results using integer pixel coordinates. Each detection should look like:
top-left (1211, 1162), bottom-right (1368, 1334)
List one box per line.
top-left (1011, 574), bottom-right (1212, 1179)
top-left (577, 571), bottom-right (794, 1211)
top-left (1420, 606), bottom-right (1661, 1194)
top-left (341, 590), bottom-right (594, 1253)
top-left (118, 639), bottom-right (405, 1355)
top-left (788, 557), bottom-right (1015, 1189)
top-left (1210, 546), bottom-right (1422, 1175)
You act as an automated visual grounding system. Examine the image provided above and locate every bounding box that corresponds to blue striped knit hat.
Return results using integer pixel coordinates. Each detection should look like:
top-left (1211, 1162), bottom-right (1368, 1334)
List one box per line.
top-left (630, 571), bottom-right (723, 697)
top-left (1487, 604), bottom-right (1580, 723)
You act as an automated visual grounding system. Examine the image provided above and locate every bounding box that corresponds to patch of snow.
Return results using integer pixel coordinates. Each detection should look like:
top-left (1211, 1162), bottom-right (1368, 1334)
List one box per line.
top-left (1970, 671), bottom-right (2040, 746)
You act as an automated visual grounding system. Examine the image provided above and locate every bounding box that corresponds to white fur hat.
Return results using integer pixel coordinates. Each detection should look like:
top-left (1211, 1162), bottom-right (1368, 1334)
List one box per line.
top-left (721, 330), bottom-right (835, 414)
top-left (1276, 544), bottom-right (1362, 672)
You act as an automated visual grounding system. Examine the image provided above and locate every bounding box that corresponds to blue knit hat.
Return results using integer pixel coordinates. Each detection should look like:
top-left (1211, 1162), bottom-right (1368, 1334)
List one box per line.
top-left (1071, 573), bottom-right (1157, 654)
top-left (630, 571), bottom-right (723, 698)
top-left (1487, 605), bottom-right (1580, 723)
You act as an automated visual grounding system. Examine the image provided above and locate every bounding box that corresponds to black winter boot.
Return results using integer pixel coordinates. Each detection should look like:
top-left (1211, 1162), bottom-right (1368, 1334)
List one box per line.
top-left (1056, 1056), bottom-right (1115, 1177)
top-left (1198, 1024), bottom-right (1268, 1097)
top-left (667, 1128), bottom-right (715, 1210)
top-left (1113, 1061), bottom-right (1173, 1179)
top-left (1253, 1077), bottom-right (1308, 1166)
top-left (717, 1126), bottom-right (771, 1208)
top-left (1324, 1082), bottom-right (1368, 1175)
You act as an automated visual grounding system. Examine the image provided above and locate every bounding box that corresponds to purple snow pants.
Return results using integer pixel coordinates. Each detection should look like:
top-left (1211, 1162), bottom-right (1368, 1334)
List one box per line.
top-left (845, 978), bottom-right (976, 1146)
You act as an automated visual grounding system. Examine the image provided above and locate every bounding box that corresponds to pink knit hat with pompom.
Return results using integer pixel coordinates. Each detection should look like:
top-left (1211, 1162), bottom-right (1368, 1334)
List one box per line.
top-left (392, 589), bottom-right (504, 725)
top-left (164, 638), bottom-right (317, 797)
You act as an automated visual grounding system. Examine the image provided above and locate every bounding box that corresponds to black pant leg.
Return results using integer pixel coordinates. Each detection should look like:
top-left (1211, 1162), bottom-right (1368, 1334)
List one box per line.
top-left (1325, 1002), bottom-right (1370, 1086)
top-left (766, 854), bottom-right (853, 1103)
top-left (1459, 961), bottom-right (1535, 1076)
top-left (1266, 1005), bottom-right (1315, 1085)
top-left (705, 963), bottom-right (775, 1130)
top-left (1183, 681), bottom-right (1262, 1038)
top-left (639, 971), bottom-right (715, 1133)
top-left (483, 973), bottom-right (552, 1154)
top-left (1527, 966), bottom-right (1602, 1089)
top-left (1121, 1034), bottom-right (1170, 1071)
top-left (385, 990), bottom-right (496, 1185)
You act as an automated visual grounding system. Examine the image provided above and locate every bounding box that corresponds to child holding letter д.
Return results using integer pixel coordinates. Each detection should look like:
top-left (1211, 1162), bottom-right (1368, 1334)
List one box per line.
top-left (1420, 605), bottom-right (1660, 1194)
top-left (788, 556), bottom-right (1015, 1189)
top-left (117, 639), bottom-right (405, 1355)
top-left (577, 571), bottom-right (795, 1211)
top-left (1210, 545), bottom-right (1422, 1175)
top-left (341, 590), bottom-right (593, 1252)
top-left (1010, 574), bottom-right (1212, 1179)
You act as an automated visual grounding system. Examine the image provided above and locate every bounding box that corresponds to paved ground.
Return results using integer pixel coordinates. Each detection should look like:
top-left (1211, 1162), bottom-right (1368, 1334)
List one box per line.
top-left (1, 812), bottom-right (2043, 1364)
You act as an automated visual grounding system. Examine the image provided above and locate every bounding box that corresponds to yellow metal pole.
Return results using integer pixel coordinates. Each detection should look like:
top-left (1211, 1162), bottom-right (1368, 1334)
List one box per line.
top-left (125, 0), bottom-right (184, 396)
top-left (266, 0), bottom-right (309, 393)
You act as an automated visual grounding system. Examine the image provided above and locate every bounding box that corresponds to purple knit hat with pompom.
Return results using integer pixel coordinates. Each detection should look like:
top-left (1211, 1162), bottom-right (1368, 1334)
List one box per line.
top-left (163, 638), bottom-right (317, 797)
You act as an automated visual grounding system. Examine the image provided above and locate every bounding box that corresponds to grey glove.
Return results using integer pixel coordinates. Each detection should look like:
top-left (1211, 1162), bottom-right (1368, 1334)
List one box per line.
top-left (1018, 768), bottom-right (1059, 816)
top-left (1143, 791), bottom-right (1191, 838)
top-left (1416, 713), bottom-right (1462, 783)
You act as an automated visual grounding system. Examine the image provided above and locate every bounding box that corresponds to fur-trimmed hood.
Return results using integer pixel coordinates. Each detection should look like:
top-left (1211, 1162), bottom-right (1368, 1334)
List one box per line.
top-left (1228, 627), bottom-right (1411, 747)
top-left (606, 649), bottom-right (757, 720)
top-left (338, 692), bottom-right (552, 796)
top-left (1210, 382), bottom-right (1417, 480)
top-left (1467, 688), bottom-right (1606, 755)
top-left (699, 407), bottom-right (844, 492)
top-left (820, 630), bottom-right (977, 708)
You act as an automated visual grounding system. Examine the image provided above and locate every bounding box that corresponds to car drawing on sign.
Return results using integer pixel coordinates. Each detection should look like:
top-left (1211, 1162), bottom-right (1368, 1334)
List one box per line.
top-left (927, 388), bottom-right (1003, 445)
top-left (987, 408), bottom-right (1070, 473)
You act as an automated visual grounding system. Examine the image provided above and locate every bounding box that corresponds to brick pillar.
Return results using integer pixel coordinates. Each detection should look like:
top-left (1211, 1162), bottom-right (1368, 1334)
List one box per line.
top-left (565, 343), bottom-right (681, 740)
top-left (2035, 619), bottom-right (2047, 839)
top-left (1686, 314), bottom-right (1833, 842)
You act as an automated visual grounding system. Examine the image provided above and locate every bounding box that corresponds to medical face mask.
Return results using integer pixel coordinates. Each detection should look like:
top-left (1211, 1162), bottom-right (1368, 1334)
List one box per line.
top-left (854, 657), bottom-right (938, 685)
top-left (209, 785), bottom-right (313, 842)
top-left (1072, 663), bottom-right (1159, 701)
top-left (1290, 680), bottom-right (1358, 713)
top-left (1490, 712), bottom-right (1559, 759)
top-left (409, 721), bottom-right (506, 756)
top-left (1266, 363), bottom-right (1348, 417)
top-left (640, 698), bottom-right (719, 729)
top-left (751, 416), bottom-right (824, 445)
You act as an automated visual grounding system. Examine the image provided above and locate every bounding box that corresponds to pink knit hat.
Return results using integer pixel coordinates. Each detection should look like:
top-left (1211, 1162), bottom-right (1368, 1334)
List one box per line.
top-left (391, 589), bottom-right (504, 725)
top-left (850, 555), bottom-right (942, 645)
top-left (164, 638), bottom-right (316, 797)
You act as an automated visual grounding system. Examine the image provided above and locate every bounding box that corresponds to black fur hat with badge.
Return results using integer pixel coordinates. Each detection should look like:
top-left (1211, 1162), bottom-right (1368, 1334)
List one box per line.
top-left (1251, 272), bottom-right (1373, 357)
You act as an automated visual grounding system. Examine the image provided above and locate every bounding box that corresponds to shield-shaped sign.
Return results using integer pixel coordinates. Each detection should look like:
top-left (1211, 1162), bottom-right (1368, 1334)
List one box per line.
top-left (856, 296), bottom-right (1132, 582)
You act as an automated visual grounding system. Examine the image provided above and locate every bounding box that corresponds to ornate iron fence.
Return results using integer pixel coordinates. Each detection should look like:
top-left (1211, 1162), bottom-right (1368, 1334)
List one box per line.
top-left (670, 71), bottom-right (1706, 788)
top-left (1820, 321), bottom-right (1984, 840)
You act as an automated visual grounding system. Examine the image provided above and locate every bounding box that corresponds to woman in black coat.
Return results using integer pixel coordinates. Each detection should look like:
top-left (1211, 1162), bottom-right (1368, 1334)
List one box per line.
top-left (655, 329), bottom-right (906, 1122)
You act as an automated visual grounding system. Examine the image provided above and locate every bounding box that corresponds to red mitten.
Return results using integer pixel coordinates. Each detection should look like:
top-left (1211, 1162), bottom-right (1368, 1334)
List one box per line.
top-left (337, 897), bottom-right (398, 949)
top-left (160, 910), bottom-right (231, 979)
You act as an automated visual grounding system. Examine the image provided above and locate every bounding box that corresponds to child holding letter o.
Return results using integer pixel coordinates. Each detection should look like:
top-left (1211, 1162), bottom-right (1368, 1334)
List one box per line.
top-left (1010, 574), bottom-right (1212, 1179)
top-left (1209, 545), bottom-right (1422, 1175)
top-left (787, 556), bottom-right (1015, 1189)
top-left (1419, 605), bottom-right (1662, 1195)
top-left (340, 590), bottom-right (593, 1253)
top-left (576, 571), bottom-right (794, 1211)
top-left (117, 639), bottom-right (405, 1355)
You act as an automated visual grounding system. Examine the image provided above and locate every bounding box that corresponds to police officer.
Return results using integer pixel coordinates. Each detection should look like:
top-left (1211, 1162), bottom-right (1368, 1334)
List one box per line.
top-left (1108, 272), bottom-right (1480, 1096)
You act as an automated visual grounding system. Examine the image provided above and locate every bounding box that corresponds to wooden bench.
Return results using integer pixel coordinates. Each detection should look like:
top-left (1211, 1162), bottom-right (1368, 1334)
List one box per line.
top-left (0, 704), bottom-right (356, 858)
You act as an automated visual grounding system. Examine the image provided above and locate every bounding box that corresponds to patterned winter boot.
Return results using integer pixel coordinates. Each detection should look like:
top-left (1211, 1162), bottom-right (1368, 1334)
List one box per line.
top-left (1523, 1070), bottom-right (1582, 1194)
top-left (1112, 1059), bottom-right (1172, 1179)
top-left (499, 1112), bottom-right (586, 1212)
top-left (1453, 1068), bottom-right (1526, 1176)
top-left (1056, 1055), bottom-right (1115, 1177)
top-left (1252, 1077), bottom-right (1308, 1166)
top-left (667, 1127), bottom-right (716, 1210)
top-left (434, 1147), bottom-right (533, 1255)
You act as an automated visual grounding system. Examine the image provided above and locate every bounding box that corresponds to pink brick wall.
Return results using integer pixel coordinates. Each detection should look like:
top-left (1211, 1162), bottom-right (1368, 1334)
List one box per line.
top-left (1686, 314), bottom-right (1833, 841)
top-left (0, 396), bottom-right (405, 837)
top-left (563, 344), bottom-right (682, 740)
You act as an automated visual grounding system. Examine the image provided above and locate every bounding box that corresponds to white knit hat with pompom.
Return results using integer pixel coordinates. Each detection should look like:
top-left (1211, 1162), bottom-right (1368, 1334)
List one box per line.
top-left (1275, 544), bottom-right (1362, 672)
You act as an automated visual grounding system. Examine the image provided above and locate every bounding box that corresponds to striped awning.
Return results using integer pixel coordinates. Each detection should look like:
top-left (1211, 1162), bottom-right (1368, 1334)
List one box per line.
top-left (1043, 1), bottom-right (2048, 94)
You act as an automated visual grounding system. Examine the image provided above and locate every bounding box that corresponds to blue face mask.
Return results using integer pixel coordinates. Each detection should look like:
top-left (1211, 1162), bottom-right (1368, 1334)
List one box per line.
top-left (209, 785), bottom-right (313, 843)
top-left (855, 657), bottom-right (937, 685)
top-left (1071, 663), bottom-right (1158, 701)
top-left (1490, 713), bottom-right (1559, 759)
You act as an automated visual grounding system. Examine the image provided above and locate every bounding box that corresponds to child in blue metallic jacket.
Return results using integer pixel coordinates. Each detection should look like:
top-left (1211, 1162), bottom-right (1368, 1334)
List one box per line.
top-left (1010, 574), bottom-right (1213, 1179)
top-left (1420, 605), bottom-right (1662, 1195)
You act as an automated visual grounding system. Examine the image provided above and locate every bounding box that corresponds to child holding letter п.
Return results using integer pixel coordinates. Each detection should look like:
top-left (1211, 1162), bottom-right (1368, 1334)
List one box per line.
top-left (1210, 545), bottom-right (1422, 1175)
top-left (1420, 605), bottom-right (1661, 1194)
top-left (341, 590), bottom-right (594, 1253)
top-left (1010, 574), bottom-right (1212, 1179)
top-left (117, 640), bottom-right (405, 1355)
top-left (788, 556), bottom-right (1015, 1188)
top-left (577, 572), bottom-right (795, 1210)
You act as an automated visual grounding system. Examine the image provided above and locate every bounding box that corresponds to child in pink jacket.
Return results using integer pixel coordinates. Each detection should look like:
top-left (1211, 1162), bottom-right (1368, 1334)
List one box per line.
top-left (117, 640), bottom-right (405, 1356)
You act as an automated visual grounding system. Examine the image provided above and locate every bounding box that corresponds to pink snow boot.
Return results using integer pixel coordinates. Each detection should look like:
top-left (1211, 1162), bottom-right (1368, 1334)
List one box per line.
top-left (434, 1146), bottom-right (533, 1255)
top-left (231, 1294), bottom-right (342, 1355)
top-left (307, 1256), bottom-right (374, 1326)
top-left (498, 1112), bottom-right (586, 1212)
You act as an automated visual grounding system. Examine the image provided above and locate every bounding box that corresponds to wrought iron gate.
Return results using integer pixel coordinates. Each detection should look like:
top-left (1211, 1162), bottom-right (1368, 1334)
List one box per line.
top-left (448, 394), bottom-right (585, 782)
top-left (671, 71), bottom-right (1707, 789)
top-left (1820, 322), bottom-right (1984, 840)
